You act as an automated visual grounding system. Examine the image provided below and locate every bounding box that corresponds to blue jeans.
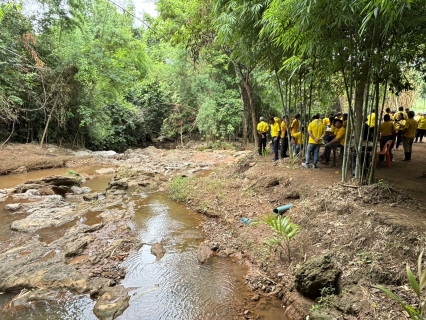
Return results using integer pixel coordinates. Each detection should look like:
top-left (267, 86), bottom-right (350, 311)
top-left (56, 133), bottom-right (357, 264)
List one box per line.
top-left (305, 143), bottom-right (321, 166)
top-left (272, 137), bottom-right (280, 160)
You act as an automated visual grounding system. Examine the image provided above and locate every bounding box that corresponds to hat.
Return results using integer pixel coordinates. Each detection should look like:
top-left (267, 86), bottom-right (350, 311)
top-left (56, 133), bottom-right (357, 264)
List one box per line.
top-left (259, 117), bottom-right (264, 121)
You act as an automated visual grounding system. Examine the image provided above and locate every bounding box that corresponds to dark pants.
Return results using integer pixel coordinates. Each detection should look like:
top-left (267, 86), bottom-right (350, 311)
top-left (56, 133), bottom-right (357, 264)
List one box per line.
top-left (280, 134), bottom-right (289, 158)
top-left (258, 134), bottom-right (267, 155)
top-left (272, 136), bottom-right (280, 161)
top-left (415, 129), bottom-right (425, 142)
top-left (324, 142), bottom-right (343, 162)
top-left (395, 130), bottom-right (403, 149)
top-left (379, 135), bottom-right (393, 161)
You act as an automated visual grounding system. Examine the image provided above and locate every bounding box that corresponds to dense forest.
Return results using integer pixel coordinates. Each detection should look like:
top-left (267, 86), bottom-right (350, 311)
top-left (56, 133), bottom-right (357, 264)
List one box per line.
top-left (1, 0), bottom-right (426, 161)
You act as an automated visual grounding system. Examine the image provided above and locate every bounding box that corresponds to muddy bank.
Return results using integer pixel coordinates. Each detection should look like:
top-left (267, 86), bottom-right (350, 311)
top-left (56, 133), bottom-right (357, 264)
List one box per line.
top-left (172, 152), bottom-right (426, 320)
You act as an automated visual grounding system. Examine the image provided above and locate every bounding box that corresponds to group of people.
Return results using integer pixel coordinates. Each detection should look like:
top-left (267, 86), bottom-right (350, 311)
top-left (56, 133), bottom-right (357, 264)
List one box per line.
top-left (369, 107), bottom-right (426, 162)
top-left (257, 106), bottom-right (426, 167)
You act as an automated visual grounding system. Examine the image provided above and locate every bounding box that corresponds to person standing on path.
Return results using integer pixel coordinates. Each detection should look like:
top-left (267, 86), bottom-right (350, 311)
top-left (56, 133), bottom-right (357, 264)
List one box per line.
top-left (402, 111), bottom-right (418, 161)
top-left (302, 114), bottom-right (325, 169)
top-left (415, 114), bottom-right (426, 143)
top-left (290, 114), bottom-right (301, 137)
top-left (394, 112), bottom-right (405, 150)
top-left (269, 116), bottom-right (281, 162)
top-left (257, 117), bottom-right (269, 155)
top-left (280, 115), bottom-right (289, 158)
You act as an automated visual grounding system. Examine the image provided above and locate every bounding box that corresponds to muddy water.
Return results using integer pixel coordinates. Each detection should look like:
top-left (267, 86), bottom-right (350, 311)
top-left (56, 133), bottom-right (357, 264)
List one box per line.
top-left (0, 168), bottom-right (286, 319)
top-left (119, 193), bottom-right (286, 319)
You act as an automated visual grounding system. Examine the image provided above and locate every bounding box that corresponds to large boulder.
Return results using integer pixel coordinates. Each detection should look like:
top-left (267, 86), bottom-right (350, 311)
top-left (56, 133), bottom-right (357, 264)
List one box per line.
top-left (294, 255), bottom-right (341, 299)
top-left (15, 175), bottom-right (82, 196)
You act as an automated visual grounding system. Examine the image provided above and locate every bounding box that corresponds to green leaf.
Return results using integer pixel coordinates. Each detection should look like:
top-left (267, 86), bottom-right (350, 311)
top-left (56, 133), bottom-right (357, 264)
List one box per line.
top-left (407, 264), bottom-right (421, 299)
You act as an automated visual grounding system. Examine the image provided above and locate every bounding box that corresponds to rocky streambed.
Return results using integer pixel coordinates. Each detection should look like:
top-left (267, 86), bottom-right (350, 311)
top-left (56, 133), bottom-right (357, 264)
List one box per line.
top-left (0, 147), bottom-right (284, 320)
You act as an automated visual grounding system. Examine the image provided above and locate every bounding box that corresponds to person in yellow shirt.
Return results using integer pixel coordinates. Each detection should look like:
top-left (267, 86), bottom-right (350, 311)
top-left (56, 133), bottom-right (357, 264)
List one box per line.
top-left (302, 114), bottom-right (325, 169)
top-left (292, 130), bottom-right (305, 156)
top-left (290, 114), bottom-right (301, 136)
top-left (256, 117), bottom-right (269, 155)
top-left (415, 114), bottom-right (426, 143)
top-left (322, 119), bottom-right (345, 165)
top-left (402, 111), bottom-right (418, 161)
top-left (269, 116), bottom-right (281, 161)
top-left (280, 115), bottom-right (289, 158)
top-left (365, 109), bottom-right (376, 141)
top-left (398, 106), bottom-right (408, 120)
top-left (384, 108), bottom-right (394, 121)
top-left (394, 112), bottom-right (405, 150)
top-left (379, 114), bottom-right (395, 161)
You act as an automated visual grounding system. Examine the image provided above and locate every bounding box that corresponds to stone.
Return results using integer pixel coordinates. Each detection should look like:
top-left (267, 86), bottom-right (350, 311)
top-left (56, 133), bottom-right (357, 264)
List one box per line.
top-left (25, 189), bottom-right (41, 196)
top-left (197, 242), bottom-right (213, 264)
top-left (294, 255), bottom-right (341, 299)
top-left (92, 151), bottom-right (117, 158)
top-left (107, 179), bottom-right (128, 190)
top-left (95, 168), bottom-right (116, 175)
top-left (93, 285), bottom-right (129, 320)
top-left (5, 203), bottom-right (22, 211)
top-left (11, 206), bottom-right (75, 232)
top-left (64, 237), bottom-right (91, 257)
top-left (71, 186), bottom-right (84, 195)
top-left (83, 193), bottom-right (99, 201)
top-left (13, 166), bottom-right (27, 174)
top-left (151, 243), bottom-right (166, 260)
top-left (38, 187), bottom-right (56, 195)
top-left (25, 175), bottom-right (82, 187)
top-left (81, 187), bottom-right (92, 194)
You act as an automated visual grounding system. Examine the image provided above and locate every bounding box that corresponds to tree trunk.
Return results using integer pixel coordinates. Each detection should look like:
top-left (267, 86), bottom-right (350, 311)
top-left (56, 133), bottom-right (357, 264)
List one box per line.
top-left (233, 62), bottom-right (257, 147)
top-left (40, 95), bottom-right (60, 148)
top-left (237, 82), bottom-right (248, 147)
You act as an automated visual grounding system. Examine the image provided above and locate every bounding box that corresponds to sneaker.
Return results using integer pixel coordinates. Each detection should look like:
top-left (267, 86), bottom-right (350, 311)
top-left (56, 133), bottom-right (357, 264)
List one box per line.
top-left (273, 159), bottom-right (278, 162)
top-left (321, 160), bottom-right (330, 165)
top-left (311, 165), bottom-right (319, 169)
top-left (301, 163), bottom-right (309, 168)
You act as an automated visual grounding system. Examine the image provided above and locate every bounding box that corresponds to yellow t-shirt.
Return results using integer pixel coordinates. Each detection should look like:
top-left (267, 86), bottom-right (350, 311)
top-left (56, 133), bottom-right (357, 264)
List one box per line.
top-left (280, 121), bottom-right (287, 138)
top-left (404, 118), bottom-right (418, 138)
top-left (394, 119), bottom-right (405, 131)
top-left (307, 119), bottom-right (325, 144)
top-left (292, 132), bottom-right (305, 145)
top-left (418, 116), bottom-right (426, 130)
top-left (380, 121), bottom-right (395, 136)
top-left (366, 113), bottom-right (376, 127)
top-left (323, 118), bottom-right (330, 126)
top-left (291, 119), bottom-right (300, 135)
top-left (335, 127), bottom-right (346, 146)
top-left (270, 117), bottom-right (281, 137)
top-left (257, 121), bottom-right (269, 133)
top-left (342, 120), bottom-right (347, 129)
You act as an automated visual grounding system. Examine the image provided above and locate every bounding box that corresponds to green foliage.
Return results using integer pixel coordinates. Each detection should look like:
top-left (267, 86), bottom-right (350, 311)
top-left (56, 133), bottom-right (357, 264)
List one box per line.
top-left (252, 213), bottom-right (300, 261)
top-left (167, 176), bottom-right (191, 202)
top-left (376, 251), bottom-right (426, 320)
top-left (310, 287), bottom-right (336, 312)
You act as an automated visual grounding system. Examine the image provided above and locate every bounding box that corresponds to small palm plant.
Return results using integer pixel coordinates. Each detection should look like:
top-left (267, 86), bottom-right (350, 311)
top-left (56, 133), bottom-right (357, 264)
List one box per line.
top-left (252, 213), bottom-right (300, 261)
top-left (376, 251), bottom-right (426, 320)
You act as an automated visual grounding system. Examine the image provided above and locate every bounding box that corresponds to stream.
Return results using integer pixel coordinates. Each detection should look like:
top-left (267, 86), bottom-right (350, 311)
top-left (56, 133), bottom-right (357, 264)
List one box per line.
top-left (0, 167), bottom-right (286, 319)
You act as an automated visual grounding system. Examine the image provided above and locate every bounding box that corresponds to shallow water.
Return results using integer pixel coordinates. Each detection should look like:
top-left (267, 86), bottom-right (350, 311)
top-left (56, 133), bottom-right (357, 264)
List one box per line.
top-left (0, 168), bottom-right (287, 320)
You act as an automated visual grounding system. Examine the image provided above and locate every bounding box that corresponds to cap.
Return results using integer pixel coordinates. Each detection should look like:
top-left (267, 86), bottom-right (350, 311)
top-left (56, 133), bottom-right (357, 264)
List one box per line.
top-left (260, 117), bottom-right (264, 121)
